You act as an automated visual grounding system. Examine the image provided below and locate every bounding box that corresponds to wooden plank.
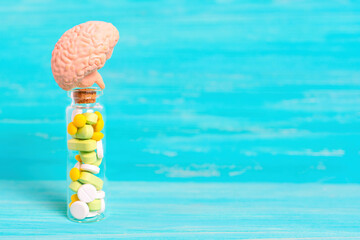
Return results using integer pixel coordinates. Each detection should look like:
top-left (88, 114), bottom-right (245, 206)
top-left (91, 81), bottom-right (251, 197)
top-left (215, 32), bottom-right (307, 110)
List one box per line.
top-left (0, 181), bottom-right (360, 239)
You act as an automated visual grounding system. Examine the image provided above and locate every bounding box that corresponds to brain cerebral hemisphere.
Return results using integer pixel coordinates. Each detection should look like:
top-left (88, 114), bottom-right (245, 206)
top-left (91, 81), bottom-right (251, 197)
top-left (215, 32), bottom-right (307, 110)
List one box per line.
top-left (51, 21), bottom-right (119, 90)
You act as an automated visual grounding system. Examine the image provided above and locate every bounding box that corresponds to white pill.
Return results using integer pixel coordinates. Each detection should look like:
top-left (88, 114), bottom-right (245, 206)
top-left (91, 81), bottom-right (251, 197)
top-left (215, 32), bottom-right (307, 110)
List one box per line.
top-left (86, 109), bottom-right (94, 113)
top-left (96, 190), bottom-right (105, 199)
top-left (71, 109), bottom-right (83, 121)
top-left (87, 211), bottom-right (98, 218)
top-left (70, 201), bottom-right (89, 220)
top-left (99, 199), bottom-right (105, 213)
top-left (97, 140), bottom-right (104, 159)
top-left (77, 184), bottom-right (97, 203)
top-left (81, 164), bottom-right (100, 174)
top-left (74, 162), bottom-right (81, 170)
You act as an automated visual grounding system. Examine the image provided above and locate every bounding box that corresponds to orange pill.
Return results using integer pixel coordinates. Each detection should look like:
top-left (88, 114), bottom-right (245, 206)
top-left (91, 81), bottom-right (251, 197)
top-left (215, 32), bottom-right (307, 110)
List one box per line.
top-left (71, 194), bottom-right (79, 202)
top-left (93, 119), bottom-right (104, 132)
top-left (67, 122), bottom-right (77, 135)
top-left (73, 114), bottom-right (86, 128)
top-left (69, 167), bottom-right (80, 181)
top-left (91, 132), bottom-right (104, 141)
top-left (75, 154), bottom-right (82, 162)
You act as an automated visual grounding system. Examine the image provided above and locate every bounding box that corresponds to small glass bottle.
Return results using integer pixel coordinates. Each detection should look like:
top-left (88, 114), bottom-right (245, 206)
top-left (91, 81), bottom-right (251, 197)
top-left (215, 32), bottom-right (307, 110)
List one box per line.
top-left (66, 87), bottom-right (106, 223)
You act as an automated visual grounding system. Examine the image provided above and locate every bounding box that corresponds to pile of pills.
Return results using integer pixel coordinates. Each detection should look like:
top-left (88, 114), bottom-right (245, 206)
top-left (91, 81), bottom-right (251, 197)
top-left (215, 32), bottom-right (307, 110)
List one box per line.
top-left (67, 109), bottom-right (105, 220)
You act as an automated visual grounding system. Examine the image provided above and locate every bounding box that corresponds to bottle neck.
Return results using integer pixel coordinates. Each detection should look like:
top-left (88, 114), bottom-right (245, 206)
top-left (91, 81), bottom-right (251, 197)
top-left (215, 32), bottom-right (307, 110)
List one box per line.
top-left (71, 102), bottom-right (101, 108)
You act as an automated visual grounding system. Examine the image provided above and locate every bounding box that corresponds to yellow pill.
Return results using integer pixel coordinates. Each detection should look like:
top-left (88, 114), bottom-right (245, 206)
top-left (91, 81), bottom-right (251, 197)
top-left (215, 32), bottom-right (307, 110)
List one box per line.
top-left (91, 132), bottom-right (104, 141)
top-left (69, 168), bottom-right (80, 181)
top-left (94, 111), bottom-right (103, 121)
top-left (93, 119), bottom-right (104, 132)
top-left (71, 194), bottom-right (79, 202)
top-left (73, 114), bottom-right (86, 128)
top-left (75, 154), bottom-right (82, 162)
top-left (67, 122), bottom-right (77, 135)
top-left (69, 201), bottom-right (74, 207)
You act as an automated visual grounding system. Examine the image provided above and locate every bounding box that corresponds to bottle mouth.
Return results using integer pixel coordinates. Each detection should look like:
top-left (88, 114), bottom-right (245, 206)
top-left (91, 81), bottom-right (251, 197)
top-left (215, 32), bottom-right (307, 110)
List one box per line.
top-left (68, 87), bottom-right (103, 104)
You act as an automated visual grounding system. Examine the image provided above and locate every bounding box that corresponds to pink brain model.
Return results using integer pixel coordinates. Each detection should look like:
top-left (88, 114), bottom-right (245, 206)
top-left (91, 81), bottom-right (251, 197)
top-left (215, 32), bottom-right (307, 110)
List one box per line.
top-left (51, 21), bottom-right (119, 90)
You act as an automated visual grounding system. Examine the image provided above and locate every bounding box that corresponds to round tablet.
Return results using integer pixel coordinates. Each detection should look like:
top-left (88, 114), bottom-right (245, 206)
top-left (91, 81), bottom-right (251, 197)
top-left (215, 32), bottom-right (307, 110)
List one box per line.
top-left (99, 199), bottom-right (105, 213)
top-left (70, 201), bottom-right (89, 220)
top-left (81, 164), bottom-right (100, 174)
top-left (77, 184), bottom-right (97, 203)
top-left (96, 190), bottom-right (105, 199)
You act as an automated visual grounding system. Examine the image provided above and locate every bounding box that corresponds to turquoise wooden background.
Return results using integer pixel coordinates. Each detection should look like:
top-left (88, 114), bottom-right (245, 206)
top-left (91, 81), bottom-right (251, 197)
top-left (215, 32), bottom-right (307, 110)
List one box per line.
top-left (1, 0), bottom-right (360, 183)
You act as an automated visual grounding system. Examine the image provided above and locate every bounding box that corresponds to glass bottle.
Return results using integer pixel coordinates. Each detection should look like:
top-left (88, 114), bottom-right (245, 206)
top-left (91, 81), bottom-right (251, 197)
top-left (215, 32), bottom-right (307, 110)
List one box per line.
top-left (65, 87), bottom-right (106, 223)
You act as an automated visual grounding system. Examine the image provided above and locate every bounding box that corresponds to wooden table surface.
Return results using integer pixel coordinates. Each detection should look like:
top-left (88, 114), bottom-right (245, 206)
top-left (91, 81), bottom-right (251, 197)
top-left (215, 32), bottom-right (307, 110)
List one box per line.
top-left (1, 181), bottom-right (360, 239)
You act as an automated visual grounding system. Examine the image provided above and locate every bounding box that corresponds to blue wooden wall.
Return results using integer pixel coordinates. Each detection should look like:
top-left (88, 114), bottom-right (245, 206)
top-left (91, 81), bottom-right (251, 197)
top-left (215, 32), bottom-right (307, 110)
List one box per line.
top-left (0, 0), bottom-right (360, 182)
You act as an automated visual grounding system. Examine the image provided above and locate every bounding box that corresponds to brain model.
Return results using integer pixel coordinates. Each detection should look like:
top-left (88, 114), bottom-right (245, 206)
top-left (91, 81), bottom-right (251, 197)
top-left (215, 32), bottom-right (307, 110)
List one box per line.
top-left (51, 21), bottom-right (119, 90)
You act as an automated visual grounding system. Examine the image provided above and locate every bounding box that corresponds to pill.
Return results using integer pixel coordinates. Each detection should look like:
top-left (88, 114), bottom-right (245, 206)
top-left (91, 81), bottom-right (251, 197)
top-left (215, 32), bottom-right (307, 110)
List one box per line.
top-left (93, 119), bottom-right (104, 132)
top-left (79, 151), bottom-right (97, 164)
top-left (70, 201), bottom-right (89, 220)
top-left (91, 132), bottom-right (104, 141)
top-left (99, 199), bottom-right (105, 213)
top-left (73, 114), bottom-right (86, 128)
top-left (75, 125), bottom-right (94, 140)
top-left (68, 139), bottom-right (96, 151)
top-left (69, 181), bottom-right (82, 192)
top-left (71, 194), bottom-right (79, 202)
top-left (97, 140), bottom-right (104, 158)
top-left (87, 211), bottom-right (98, 218)
top-left (79, 172), bottom-right (103, 190)
top-left (77, 184), bottom-right (97, 203)
top-left (69, 167), bottom-right (80, 181)
top-left (96, 190), bottom-right (105, 199)
top-left (75, 154), bottom-right (82, 162)
top-left (94, 111), bottom-right (103, 121)
top-left (83, 112), bottom-right (98, 125)
top-left (67, 122), bottom-right (77, 135)
top-left (87, 199), bottom-right (101, 211)
top-left (71, 109), bottom-right (83, 121)
top-left (74, 162), bottom-right (81, 170)
top-left (92, 157), bottom-right (102, 167)
top-left (86, 109), bottom-right (94, 113)
top-left (69, 201), bottom-right (74, 207)
top-left (81, 164), bottom-right (100, 174)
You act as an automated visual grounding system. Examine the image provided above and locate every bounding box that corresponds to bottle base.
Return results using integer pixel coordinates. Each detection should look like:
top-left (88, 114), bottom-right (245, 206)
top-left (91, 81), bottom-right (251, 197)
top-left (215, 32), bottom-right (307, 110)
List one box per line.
top-left (67, 212), bottom-right (106, 223)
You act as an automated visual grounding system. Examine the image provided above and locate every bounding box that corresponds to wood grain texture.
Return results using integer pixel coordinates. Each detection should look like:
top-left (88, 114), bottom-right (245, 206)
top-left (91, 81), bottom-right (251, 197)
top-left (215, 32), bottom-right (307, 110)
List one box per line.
top-left (1, 181), bottom-right (360, 239)
top-left (0, 1), bottom-right (360, 182)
